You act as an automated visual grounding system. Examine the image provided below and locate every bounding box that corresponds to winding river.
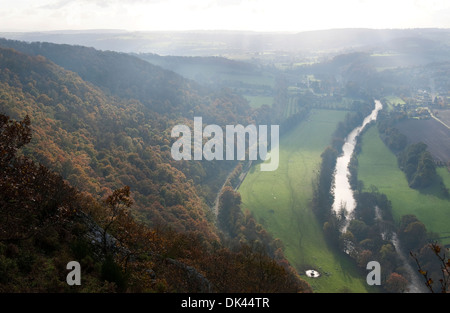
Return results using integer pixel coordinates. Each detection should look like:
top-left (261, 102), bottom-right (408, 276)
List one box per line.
top-left (331, 99), bottom-right (383, 225)
top-left (331, 99), bottom-right (427, 292)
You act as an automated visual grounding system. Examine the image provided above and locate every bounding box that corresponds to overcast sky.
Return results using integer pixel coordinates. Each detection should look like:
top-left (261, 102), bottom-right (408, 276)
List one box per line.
top-left (1, 0), bottom-right (450, 32)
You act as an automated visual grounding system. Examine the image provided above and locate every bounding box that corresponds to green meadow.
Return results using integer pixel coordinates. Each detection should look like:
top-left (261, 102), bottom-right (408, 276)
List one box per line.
top-left (244, 95), bottom-right (274, 108)
top-left (357, 125), bottom-right (450, 246)
top-left (239, 109), bottom-right (370, 293)
top-left (383, 96), bottom-right (406, 111)
top-left (438, 167), bottom-right (450, 190)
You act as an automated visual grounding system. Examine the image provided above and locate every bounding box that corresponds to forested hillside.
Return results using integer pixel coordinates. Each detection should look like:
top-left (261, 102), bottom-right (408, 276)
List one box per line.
top-left (0, 38), bottom-right (263, 233)
top-left (0, 45), bottom-right (218, 239)
top-left (0, 41), bottom-right (311, 292)
top-left (0, 112), bottom-right (309, 293)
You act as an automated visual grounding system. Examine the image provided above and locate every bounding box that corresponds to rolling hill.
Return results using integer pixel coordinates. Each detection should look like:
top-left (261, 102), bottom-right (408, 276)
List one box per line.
top-left (0, 39), bottom-right (312, 293)
top-left (0, 40), bottom-right (254, 237)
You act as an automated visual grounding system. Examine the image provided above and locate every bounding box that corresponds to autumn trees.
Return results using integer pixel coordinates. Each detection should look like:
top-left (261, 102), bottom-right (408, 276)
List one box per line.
top-left (217, 186), bottom-right (281, 259)
top-left (218, 187), bottom-right (242, 237)
top-left (0, 112), bottom-right (313, 293)
top-left (0, 40), bottom-right (315, 293)
top-left (0, 113), bottom-right (77, 243)
top-left (0, 113), bottom-right (93, 291)
top-left (0, 45), bottom-right (222, 240)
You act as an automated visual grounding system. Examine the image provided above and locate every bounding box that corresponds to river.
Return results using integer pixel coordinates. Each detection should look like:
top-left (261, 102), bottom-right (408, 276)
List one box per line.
top-left (331, 99), bottom-right (427, 292)
top-left (331, 99), bottom-right (383, 225)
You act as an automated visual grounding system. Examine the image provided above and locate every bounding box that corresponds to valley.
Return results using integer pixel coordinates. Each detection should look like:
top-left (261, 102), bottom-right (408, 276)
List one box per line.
top-left (1, 28), bottom-right (450, 294)
top-left (239, 108), bottom-right (370, 292)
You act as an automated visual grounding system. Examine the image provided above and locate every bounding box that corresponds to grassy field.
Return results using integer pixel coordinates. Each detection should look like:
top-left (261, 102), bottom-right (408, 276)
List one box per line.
top-left (383, 96), bottom-right (406, 111)
top-left (239, 109), bottom-right (371, 293)
top-left (244, 95), bottom-right (273, 108)
top-left (437, 167), bottom-right (450, 189)
top-left (357, 125), bottom-right (450, 246)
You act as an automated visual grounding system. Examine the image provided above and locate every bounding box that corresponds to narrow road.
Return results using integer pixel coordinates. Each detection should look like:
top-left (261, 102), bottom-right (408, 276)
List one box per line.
top-left (426, 107), bottom-right (450, 130)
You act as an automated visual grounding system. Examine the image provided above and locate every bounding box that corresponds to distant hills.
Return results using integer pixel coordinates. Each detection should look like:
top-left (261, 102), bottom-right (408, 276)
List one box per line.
top-left (2, 28), bottom-right (450, 55)
top-left (1, 29), bottom-right (449, 293)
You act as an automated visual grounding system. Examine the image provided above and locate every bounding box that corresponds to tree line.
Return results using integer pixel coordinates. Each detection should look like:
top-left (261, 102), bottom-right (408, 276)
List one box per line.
top-left (377, 108), bottom-right (438, 189)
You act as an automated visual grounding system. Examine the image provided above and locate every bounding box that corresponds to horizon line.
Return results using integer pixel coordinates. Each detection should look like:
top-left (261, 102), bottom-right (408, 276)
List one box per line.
top-left (1, 27), bottom-right (450, 34)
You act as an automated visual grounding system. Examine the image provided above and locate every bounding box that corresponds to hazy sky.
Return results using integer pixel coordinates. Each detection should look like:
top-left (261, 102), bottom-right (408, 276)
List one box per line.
top-left (1, 0), bottom-right (450, 32)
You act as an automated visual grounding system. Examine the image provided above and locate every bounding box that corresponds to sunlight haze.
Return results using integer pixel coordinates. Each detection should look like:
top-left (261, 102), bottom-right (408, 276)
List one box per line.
top-left (1, 0), bottom-right (450, 32)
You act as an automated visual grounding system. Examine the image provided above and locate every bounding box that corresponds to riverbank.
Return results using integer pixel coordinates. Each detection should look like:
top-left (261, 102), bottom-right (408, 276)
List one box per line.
top-left (357, 125), bottom-right (450, 247)
top-left (239, 108), bottom-right (369, 293)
